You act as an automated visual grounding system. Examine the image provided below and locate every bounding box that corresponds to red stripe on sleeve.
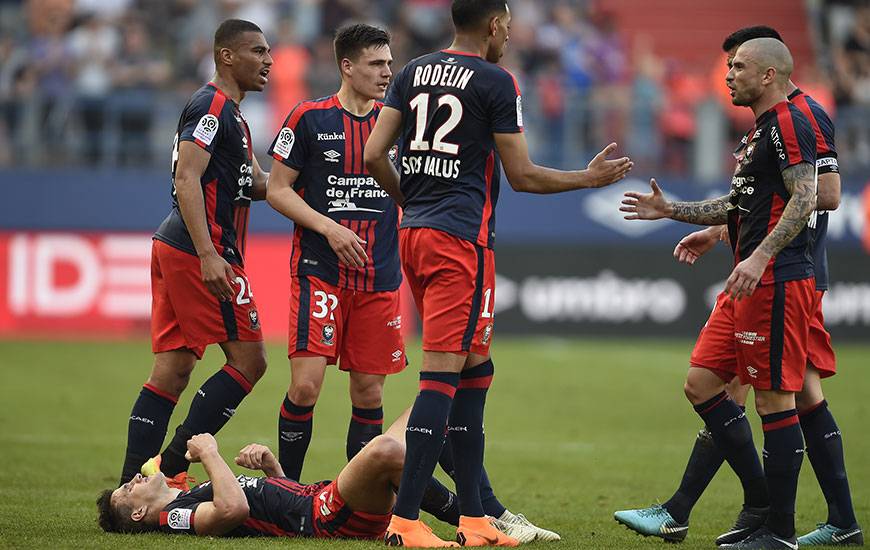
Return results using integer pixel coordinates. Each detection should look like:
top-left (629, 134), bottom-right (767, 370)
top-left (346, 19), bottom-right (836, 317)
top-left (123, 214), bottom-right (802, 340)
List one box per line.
top-left (790, 93), bottom-right (829, 155)
top-left (774, 102), bottom-right (802, 166)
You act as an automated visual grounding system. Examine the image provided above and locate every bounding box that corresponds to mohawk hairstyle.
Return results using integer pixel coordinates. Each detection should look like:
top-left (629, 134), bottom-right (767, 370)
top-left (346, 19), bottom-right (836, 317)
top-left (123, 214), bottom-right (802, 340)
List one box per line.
top-left (722, 25), bottom-right (783, 52)
top-left (451, 0), bottom-right (508, 32)
top-left (334, 23), bottom-right (390, 65)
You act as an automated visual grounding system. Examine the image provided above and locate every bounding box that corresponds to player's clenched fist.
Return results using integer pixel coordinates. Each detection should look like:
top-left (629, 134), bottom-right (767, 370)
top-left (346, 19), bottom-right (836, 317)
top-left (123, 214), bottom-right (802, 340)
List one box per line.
top-left (235, 443), bottom-right (280, 472)
top-left (586, 142), bottom-right (633, 187)
top-left (185, 433), bottom-right (220, 463)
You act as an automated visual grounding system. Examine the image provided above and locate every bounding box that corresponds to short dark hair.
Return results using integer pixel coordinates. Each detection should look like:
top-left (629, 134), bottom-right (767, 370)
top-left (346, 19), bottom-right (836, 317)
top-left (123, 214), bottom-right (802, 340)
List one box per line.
top-left (451, 0), bottom-right (508, 32)
top-left (214, 19), bottom-right (263, 52)
top-left (96, 489), bottom-right (154, 534)
top-left (722, 26), bottom-right (783, 52)
top-left (334, 23), bottom-right (390, 65)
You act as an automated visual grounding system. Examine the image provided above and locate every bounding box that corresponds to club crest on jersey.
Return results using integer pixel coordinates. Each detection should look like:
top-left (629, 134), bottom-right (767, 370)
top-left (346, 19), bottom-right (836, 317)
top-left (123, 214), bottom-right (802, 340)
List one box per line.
top-left (248, 309), bottom-right (260, 330)
top-left (273, 127), bottom-right (295, 159)
top-left (193, 114), bottom-right (219, 146)
top-left (481, 323), bottom-right (493, 345)
top-left (321, 324), bottom-right (336, 345)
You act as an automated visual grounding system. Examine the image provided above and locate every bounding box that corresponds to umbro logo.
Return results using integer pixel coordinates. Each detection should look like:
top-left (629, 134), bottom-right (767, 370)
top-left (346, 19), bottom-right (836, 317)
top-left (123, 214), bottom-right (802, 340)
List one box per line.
top-left (442, 57), bottom-right (458, 65)
top-left (324, 150), bottom-right (341, 163)
top-left (280, 431), bottom-right (304, 442)
top-left (391, 350), bottom-right (403, 362)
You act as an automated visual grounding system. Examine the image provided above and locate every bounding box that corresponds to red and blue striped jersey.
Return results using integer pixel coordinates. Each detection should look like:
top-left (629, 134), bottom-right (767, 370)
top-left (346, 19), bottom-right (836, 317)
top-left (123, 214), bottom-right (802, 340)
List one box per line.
top-left (268, 95), bottom-right (401, 292)
top-left (384, 50), bottom-right (524, 249)
top-left (727, 100), bottom-right (817, 284)
top-left (155, 82), bottom-right (254, 266)
top-left (159, 475), bottom-right (328, 537)
top-left (788, 88), bottom-right (838, 291)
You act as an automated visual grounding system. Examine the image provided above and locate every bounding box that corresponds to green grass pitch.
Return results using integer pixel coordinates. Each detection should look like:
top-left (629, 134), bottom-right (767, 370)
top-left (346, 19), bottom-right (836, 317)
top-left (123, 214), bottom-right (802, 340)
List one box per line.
top-left (0, 337), bottom-right (867, 549)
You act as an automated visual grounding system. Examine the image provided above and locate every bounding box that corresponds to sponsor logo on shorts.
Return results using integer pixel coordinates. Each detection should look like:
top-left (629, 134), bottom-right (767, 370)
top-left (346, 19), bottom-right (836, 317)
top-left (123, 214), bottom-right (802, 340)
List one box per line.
top-left (391, 349), bottom-right (403, 362)
top-left (386, 315), bottom-right (402, 328)
top-left (735, 331), bottom-right (765, 345)
top-left (248, 309), bottom-right (260, 330)
top-left (167, 508), bottom-right (192, 530)
top-left (321, 324), bottom-right (336, 345)
top-left (746, 365), bottom-right (758, 378)
top-left (481, 323), bottom-right (493, 345)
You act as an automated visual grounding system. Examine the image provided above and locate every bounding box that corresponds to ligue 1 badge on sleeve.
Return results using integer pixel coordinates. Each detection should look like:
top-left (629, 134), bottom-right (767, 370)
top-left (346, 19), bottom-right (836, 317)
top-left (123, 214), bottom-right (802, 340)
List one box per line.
top-left (248, 309), bottom-right (260, 330)
top-left (321, 324), bottom-right (336, 346)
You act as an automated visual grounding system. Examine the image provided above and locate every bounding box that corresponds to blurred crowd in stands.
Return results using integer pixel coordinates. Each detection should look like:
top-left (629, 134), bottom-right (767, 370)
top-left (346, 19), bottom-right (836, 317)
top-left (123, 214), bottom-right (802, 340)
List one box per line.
top-left (0, 0), bottom-right (868, 179)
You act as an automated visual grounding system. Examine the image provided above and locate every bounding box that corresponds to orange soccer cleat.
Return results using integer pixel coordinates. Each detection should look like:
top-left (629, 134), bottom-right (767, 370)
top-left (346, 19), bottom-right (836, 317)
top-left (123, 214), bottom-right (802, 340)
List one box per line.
top-left (455, 516), bottom-right (520, 547)
top-left (141, 456), bottom-right (196, 491)
top-left (384, 515), bottom-right (460, 547)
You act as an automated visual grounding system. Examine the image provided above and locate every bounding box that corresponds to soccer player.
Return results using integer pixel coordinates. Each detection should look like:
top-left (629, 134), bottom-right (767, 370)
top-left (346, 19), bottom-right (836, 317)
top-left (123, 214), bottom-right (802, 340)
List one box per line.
top-left (364, 1), bottom-right (633, 546)
top-left (117, 20), bottom-right (273, 490)
top-left (618, 38), bottom-right (819, 549)
top-left (614, 27), bottom-right (862, 548)
top-left (265, 23), bottom-right (404, 482)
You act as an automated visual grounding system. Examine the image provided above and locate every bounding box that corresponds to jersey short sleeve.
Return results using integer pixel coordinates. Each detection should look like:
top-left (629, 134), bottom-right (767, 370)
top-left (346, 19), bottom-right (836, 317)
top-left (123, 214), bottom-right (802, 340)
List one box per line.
top-left (179, 93), bottom-right (226, 155)
top-left (489, 68), bottom-right (523, 134)
top-left (269, 103), bottom-right (311, 171)
top-left (773, 104), bottom-right (816, 173)
top-left (158, 498), bottom-right (202, 535)
top-left (811, 106), bottom-right (838, 175)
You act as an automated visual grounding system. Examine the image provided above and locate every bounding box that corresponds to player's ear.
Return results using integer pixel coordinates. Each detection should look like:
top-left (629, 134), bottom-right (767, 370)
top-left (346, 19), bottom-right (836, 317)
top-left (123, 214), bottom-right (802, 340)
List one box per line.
top-left (489, 16), bottom-right (499, 37)
top-left (131, 504), bottom-right (148, 522)
top-left (341, 57), bottom-right (353, 78)
top-left (217, 47), bottom-right (234, 67)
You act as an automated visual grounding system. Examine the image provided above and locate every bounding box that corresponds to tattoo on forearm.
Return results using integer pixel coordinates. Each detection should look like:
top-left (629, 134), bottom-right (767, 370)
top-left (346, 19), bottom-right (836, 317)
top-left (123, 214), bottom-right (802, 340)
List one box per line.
top-left (670, 195), bottom-right (730, 225)
top-left (757, 162), bottom-right (816, 259)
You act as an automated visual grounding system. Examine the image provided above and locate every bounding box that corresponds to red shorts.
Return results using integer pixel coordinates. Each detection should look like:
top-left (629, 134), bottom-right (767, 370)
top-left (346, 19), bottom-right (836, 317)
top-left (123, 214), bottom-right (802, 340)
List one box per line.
top-left (288, 275), bottom-right (405, 375)
top-left (400, 227), bottom-right (495, 356)
top-left (807, 291), bottom-right (836, 377)
top-left (311, 480), bottom-right (391, 539)
top-left (691, 278), bottom-right (817, 392)
top-left (150, 239), bottom-right (263, 359)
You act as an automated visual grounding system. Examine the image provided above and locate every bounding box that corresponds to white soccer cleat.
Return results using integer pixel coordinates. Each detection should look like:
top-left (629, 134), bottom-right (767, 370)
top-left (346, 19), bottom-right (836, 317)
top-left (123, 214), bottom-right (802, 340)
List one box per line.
top-left (490, 510), bottom-right (561, 543)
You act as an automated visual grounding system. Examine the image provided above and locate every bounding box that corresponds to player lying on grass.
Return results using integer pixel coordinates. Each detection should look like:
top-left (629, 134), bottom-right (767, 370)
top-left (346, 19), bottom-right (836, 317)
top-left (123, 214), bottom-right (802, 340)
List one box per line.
top-left (97, 408), bottom-right (558, 543)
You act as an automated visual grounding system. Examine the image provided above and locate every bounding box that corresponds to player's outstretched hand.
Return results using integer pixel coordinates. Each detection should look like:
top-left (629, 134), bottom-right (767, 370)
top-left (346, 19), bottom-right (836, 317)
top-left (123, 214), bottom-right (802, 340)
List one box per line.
top-left (587, 142), bottom-right (633, 187)
top-left (621, 178), bottom-right (671, 220)
top-left (724, 253), bottom-right (767, 300)
top-left (324, 222), bottom-right (368, 268)
top-left (235, 444), bottom-right (280, 473)
top-left (185, 433), bottom-right (219, 463)
top-left (200, 253), bottom-right (236, 301)
top-left (674, 228), bottom-right (719, 265)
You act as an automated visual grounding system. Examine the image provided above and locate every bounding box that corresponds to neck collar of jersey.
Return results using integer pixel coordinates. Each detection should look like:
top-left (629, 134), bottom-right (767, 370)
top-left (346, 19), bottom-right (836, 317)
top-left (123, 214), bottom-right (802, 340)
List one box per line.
top-left (207, 81), bottom-right (238, 107)
top-left (756, 99), bottom-right (789, 123)
top-left (441, 49), bottom-right (481, 58)
top-left (787, 88), bottom-right (803, 101)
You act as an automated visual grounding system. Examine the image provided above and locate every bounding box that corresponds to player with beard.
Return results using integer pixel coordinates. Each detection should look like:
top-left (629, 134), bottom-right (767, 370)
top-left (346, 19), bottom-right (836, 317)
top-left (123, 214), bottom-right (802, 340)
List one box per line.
top-left (365, 0), bottom-right (632, 546)
top-left (117, 19), bottom-right (273, 492)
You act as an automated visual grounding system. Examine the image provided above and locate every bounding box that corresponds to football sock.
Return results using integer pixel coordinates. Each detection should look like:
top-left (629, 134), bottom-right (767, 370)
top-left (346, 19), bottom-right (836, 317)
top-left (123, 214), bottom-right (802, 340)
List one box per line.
top-left (346, 405), bottom-right (383, 461)
top-left (439, 424), bottom-right (507, 518)
top-left (393, 371), bottom-right (459, 520)
top-left (160, 365), bottom-right (253, 476)
top-left (278, 395), bottom-right (315, 480)
top-left (694, 392), bottom-right (768, 508)
top-left (761, 409), bottom-right (803, 538)
top-left (800, 400), bottom-right (856, 528)
top-left (421, 477), bottom-right (461, 526)
top-left (119, 384), bottom-right (177, 485)
top-left (663, 426), bottom-right (725, 523)
top-left (448, 360), bottom-right (494, 517)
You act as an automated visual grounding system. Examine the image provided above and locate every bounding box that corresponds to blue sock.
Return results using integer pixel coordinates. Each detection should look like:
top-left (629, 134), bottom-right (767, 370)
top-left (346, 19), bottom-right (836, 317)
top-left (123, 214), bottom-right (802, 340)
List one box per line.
top-left (800, 400), bottom-right (856, 528)
top-left (762, 409), bottom-right (804, 538)
top-left (161, 365), bottom-right (253, 476)
top-left (347, 406), bottom-right (383, 461)
top-left (278, 395), bottom-right (314, 480)
top-left (694, 392), bottom-right (768, 508)
top-left (663, 426), bottom-right (724, 524)
top-left (393, 371), bottom-right (459, 520)
top-left (119, 384), bottom-right (176, 485)
top-left (448, 360), bottom-right (494, 517)
top-left (439, 437), bottom-right (506, 518)
top-left (421, 477), bottom-right (460, 526)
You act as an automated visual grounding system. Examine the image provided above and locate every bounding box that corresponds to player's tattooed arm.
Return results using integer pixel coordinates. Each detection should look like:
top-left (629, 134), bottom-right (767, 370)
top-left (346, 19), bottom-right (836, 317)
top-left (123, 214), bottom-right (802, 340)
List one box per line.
top-left (755, 161), bottom-right (816, 259)
top-left (621, 179), bottom-right (728, 225)
top-left (669, 196), bottom-right (730, 225)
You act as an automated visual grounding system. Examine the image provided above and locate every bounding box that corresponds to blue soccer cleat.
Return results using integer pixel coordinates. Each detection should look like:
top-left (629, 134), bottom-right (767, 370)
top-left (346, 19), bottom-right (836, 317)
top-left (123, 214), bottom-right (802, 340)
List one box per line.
top-left (614, 504), bottom-right (689, 542)
top-left (797, 523), bottom-right (864, 546)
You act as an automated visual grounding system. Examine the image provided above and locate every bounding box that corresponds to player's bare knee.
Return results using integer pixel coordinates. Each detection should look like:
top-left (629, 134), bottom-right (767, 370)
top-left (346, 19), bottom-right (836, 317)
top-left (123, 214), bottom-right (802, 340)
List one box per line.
top-left (350, 384), bottom-right (383, 409)
top-left (289, 378), bottom-right (322, 406)
top-left (365, 435), bottom-right (404, 470)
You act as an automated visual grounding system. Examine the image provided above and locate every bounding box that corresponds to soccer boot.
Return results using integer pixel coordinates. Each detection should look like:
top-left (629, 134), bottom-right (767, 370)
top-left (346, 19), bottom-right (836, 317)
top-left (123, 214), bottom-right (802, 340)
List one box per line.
top-left (141, 456), bottom-right (196, 491)
top-left (384, 516), bottom-right (459, 547)
top-left (490, 509), bottom-right (561, 543)
top-left (797, 522), bottom-right (864, 546)
top-left (716, 506), bottom-right (769, 546)
top-left (456, 515), bottom-right (519, 547)
top-left (720, 526), bottom-right (797, 549)
top-left (613, 504), bottom-right (689, 542)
